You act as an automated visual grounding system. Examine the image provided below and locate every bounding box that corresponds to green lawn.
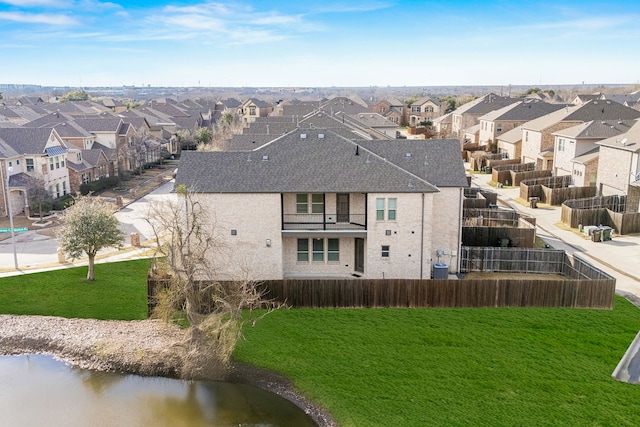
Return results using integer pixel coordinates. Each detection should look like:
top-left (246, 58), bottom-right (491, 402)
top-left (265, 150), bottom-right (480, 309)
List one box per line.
top-left (3, 262), bottom-right (639, 425)
top-left (235, 300), bottom-right (640, 426)
top-left (0, 259), bottom-right (150, 320)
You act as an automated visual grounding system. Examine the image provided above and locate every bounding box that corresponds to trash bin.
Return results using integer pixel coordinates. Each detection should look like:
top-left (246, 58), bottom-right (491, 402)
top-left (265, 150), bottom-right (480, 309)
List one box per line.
top-left (591, 229), bottom-right (602, 242)
top-left (130, 232), bottom-right (140, 247)
top-left (433, 263), bottom-right (449, 279)
top-left (528, 197), bottom-right (539, 208)
top-left (498, 237), bottom-right (510, 247)
top-left (601, 227), bottom-right (612, 241)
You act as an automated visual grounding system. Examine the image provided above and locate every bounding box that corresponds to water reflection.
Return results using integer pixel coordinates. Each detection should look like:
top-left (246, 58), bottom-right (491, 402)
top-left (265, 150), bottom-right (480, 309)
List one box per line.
top-left (0, 354), bottom-right (316, 427)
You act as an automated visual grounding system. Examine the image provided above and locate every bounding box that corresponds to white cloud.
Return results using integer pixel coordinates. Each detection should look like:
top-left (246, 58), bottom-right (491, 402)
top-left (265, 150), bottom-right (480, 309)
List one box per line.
top-left (0, 0), bottom-right (70, 6)
top-left (0, 11), bottom-right (76, 25)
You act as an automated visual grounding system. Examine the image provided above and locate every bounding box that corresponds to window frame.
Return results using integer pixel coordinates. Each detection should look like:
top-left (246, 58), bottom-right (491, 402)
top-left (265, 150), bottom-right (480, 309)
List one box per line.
top-left (312, 238), bottom-right (324, 262)
top-left (327, 238), bottom-right (339, 262)
top-left (376, 198), bottom-right (385, 221)
top-left (297, 238), bottom-right (309, 262)
top-left (387, 198), bottom-right (397, 220)
top-left (381, 245), bottom-right (390, 258)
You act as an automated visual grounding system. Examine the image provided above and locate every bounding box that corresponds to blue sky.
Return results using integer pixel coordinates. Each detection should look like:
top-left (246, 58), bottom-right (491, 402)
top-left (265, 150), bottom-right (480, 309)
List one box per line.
top-left (1, 0), bottom-right (638, 87)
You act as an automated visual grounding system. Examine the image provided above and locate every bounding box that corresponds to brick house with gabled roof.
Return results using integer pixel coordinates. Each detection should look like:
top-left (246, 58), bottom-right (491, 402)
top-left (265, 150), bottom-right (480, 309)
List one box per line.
top-left (239, 98), bottom-right (274, 124)
top-left (451, 93), bottom-right (520, 141)
top-left (595, 120), bottom-right (640, 202)
top-left (478, 100), bottom-right (567, 147)
top-left (409, 96), bottom-right (441, 125)
top-left (521, 100), bottom-right (640, 170)
top-left (373, 97), bottom-right (408, 126)
top-left (0, 127), bottom-right (70, 216)
top-left (66, 148), bottom-right (111, 193)
top-left (175, 128), bottom-right (467, 281)
top-left (552, 119), bottom-right (634, 185)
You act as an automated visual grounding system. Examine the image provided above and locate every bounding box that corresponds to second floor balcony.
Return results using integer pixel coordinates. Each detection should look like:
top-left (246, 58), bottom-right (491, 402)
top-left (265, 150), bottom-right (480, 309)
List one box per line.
top-left (282, 213), bottom-right (366, 230)
top-left (281, 192), bottom-right (367, 231)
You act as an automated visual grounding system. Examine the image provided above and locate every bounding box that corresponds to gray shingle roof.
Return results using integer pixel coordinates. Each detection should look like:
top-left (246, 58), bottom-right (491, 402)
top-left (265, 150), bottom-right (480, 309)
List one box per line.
top-left (176, 129), bottom-right (441, 194)
top-left (0, 127), bottom-right (56, 156)
top-left (356, 139), bottom-right (468, 187)
top-left (74, 117), bottom-right (124, 133)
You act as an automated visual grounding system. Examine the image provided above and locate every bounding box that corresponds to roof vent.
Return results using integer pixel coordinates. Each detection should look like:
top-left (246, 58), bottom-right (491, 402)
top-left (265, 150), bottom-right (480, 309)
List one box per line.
top-left (318, 133), bottom-right (325, 139)
top-left (262, 155), bottom-right (269, 161)
top-left (300, 133), bottom-right (307, 139)
top-left (406, 152), bottom-right (412, 158)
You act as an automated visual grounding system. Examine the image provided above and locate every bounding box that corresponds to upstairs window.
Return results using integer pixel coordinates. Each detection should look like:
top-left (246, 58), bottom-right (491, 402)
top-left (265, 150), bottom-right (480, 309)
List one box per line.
top-left (376, 198), bottom-right (397, 220)
top-left (376, 198), bottom-right (385, 220)
top-left (26, 158), bottom-right (34, 172)
top-left (388, 198), bottom-right (397, 220)
top-left (296, 193), bottom-right (324, 214)
top-left (296, 194), bottom-right (308, 213)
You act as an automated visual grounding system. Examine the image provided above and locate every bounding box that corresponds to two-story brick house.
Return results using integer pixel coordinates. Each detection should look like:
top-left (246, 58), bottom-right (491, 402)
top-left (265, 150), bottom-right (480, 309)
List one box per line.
top-left (0, 127), bottom-right (70, 216)
top-left (478, 100), bottom-right (566, 148)
top-left (521, 100), bottom-right (640, 170)
top-left (175, 129), bottom-right (468, 281)
top-left (595, 120), bottom-right (640, 201)
top-left (409, 96), bottom-right (441, 125)
top-left (551, 120), bottom-right (634, 187)
top-left (239, 98), bottom-right (274, 124)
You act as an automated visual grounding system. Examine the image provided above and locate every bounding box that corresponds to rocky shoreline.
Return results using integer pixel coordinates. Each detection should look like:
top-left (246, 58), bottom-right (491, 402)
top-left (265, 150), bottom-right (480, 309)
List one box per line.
top-left (0, 314), bottom-right (336, 427)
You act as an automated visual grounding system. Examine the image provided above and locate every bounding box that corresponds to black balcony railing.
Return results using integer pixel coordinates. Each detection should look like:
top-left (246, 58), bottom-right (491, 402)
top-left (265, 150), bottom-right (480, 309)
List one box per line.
top-left (282, 213), bottom-right (366, 230)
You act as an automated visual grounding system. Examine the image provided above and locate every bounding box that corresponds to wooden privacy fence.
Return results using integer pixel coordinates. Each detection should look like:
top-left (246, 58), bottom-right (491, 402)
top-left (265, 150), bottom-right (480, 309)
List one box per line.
top-left (463, 188), bottom-right (498, 209)
top-left (469, 151), bottom-right (506, 171)
top-left (147, 247), bottom-right (615, 311)
top-left (258, 278), bottom-right (613, 309)
top-left (559, 195), bottom-right (640, 233)
top-left (520, 175), bottom-right (570, 201)
top-left (491, 163), bottom-right (552, 185)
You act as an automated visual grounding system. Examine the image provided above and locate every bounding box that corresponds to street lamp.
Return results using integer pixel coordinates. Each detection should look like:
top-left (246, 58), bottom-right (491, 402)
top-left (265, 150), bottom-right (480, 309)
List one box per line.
top-left (5, 166), bottom-right (18, 269)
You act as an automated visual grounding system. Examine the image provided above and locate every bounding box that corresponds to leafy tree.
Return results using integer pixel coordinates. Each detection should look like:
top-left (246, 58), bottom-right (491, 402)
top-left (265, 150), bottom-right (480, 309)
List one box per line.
top-left (57, 196), bottom-right (125, 281)
top-left (27, 180), bottom-right (53, 221)
top-left (405, 94), bottom-right (419, 106)
top-left (194, 127), bottom-right (213, 146)
top-left (440, 96), bottom-right (457, 113)
top-left (145, 185), bottom-right (280, 378)
top-left (60, 89), bottom-right (89, 102)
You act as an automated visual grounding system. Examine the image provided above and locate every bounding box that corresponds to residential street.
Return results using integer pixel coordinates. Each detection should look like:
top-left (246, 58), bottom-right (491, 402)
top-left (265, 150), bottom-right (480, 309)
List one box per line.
top-left (0, 179), bottom-right (176, 276)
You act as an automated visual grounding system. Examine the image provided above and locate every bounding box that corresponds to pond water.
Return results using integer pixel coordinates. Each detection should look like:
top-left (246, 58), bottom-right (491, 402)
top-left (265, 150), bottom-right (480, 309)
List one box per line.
top-left (0, 354), bottom-right (317, 427)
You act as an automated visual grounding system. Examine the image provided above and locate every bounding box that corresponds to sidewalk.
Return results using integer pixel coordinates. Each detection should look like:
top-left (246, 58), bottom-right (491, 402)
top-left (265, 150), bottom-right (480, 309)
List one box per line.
top-left (469, 171), bottom-right (640, 299)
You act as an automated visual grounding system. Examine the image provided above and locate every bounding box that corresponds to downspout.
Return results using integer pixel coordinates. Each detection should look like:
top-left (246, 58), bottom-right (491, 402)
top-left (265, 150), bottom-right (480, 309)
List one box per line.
top-left (420, 192), bottom-right (425, 279)
top-left (0, 163), bottom-right (6, 216)
top-left (457, 187), bottom-right (463, 273)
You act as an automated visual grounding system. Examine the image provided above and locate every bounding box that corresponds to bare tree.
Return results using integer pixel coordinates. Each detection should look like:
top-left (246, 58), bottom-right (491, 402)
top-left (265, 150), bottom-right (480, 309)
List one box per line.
top-left (196, 112), bottom-right (244, 152)
top-left (145, 184), bottom-right (281, 379)
top-left (26, 178), bottom-right (53, 221)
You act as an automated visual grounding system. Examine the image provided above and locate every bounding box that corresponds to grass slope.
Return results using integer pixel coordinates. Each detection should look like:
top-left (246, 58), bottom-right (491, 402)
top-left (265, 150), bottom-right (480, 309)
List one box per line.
top-left (0, 259), bottom-right (150, 320)
top-left (235, 300), bottom-right (640, 426)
